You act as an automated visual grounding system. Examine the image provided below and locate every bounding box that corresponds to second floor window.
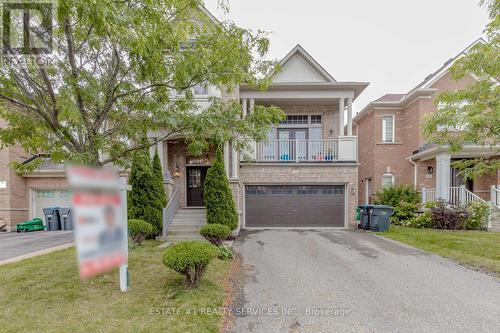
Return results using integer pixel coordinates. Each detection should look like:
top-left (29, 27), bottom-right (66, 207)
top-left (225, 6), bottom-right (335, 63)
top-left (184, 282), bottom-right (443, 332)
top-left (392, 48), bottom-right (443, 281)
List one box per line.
top-left (192, 83), bottom-right (208, 96)
top-left (382, 115), bottom-right (394, 143)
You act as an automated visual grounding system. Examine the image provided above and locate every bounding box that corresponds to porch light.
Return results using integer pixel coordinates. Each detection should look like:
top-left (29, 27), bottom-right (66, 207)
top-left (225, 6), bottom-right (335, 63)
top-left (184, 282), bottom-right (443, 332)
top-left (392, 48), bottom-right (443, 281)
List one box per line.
top-left (427, 166), bottom-right (434, 175)
top-left (173, 163), bottom-right (181, 177)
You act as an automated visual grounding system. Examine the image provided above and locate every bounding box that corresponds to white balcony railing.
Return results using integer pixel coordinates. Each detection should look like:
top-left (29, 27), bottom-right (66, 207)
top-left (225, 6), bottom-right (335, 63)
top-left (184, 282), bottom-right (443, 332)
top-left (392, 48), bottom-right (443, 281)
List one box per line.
top-left (245, 138), bottom-right (357, 163)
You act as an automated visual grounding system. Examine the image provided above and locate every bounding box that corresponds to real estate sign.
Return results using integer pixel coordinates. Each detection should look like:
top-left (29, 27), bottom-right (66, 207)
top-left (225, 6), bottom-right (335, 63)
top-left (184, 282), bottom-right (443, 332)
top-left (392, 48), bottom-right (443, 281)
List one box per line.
top-left (67, 166), bottom-right (128, 282)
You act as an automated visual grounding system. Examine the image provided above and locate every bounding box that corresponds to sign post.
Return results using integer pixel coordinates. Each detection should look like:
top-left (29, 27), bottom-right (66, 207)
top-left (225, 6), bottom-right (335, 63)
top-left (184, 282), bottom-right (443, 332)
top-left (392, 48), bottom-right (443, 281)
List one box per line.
top-left (67, 166), bottom-right (129, 291)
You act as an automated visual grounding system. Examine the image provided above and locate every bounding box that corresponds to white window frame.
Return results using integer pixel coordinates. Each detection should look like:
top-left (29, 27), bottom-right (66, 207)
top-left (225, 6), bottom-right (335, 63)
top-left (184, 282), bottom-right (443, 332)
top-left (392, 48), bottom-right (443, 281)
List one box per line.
top-left (382, 115), bottom-right (395, 143)
top-left (382, 173), bottom-right (394, 187)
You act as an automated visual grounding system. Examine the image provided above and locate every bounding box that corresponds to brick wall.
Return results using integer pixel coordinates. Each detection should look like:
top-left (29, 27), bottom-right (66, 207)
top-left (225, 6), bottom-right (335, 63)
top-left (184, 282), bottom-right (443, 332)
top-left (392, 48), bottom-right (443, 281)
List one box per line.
top-left (239, 164), bottom-right (358, 228)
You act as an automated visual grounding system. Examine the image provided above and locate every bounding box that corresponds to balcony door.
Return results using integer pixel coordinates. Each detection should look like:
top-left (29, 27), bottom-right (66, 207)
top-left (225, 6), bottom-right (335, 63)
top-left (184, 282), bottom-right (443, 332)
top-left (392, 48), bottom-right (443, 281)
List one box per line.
top-left (278, 129), bottom-right (307, 161)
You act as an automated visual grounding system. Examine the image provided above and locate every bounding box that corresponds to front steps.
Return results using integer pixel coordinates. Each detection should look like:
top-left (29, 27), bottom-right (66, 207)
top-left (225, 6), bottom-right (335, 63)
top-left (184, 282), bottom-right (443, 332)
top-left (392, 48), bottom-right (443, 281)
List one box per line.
top-left (166, 208), bottom-right (207, 243)
top-left (489, 206), bottom-right (500, 232)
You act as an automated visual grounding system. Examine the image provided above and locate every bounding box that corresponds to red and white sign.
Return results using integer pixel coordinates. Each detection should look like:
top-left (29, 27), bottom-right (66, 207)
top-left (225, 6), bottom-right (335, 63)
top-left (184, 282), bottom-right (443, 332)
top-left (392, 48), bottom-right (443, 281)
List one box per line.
top-left (67, 166), bottom-right (128, 280)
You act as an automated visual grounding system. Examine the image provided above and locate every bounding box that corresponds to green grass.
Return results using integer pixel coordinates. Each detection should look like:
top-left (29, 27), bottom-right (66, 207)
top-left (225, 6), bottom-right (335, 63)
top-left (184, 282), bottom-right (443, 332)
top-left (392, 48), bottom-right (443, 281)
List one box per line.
top-left (380, 225), bottom-right (500, 276)
top-left (0, 241), bottom-right (230, 333)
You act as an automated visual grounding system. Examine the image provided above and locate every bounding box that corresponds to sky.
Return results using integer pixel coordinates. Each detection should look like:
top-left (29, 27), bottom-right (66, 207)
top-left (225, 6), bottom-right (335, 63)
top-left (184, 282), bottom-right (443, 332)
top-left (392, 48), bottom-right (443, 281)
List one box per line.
top-left (204, 0), bottom-right (490, 114)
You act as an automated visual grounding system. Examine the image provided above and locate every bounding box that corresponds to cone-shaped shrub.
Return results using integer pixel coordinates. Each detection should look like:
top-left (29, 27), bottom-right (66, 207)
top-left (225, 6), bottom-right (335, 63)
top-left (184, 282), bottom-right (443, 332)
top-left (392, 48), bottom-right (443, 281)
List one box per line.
top-left (152, 149), bottom-right (168, 208)
top-left (204, 146), bottom-right (238, 230)
top-left (128, 150), bottom-right (162, 234)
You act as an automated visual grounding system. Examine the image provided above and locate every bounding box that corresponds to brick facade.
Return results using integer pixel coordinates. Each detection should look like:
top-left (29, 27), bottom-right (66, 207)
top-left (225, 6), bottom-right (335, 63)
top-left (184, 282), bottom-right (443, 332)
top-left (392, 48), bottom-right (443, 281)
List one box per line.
top-left (356, 69), bottom-right (483, 203)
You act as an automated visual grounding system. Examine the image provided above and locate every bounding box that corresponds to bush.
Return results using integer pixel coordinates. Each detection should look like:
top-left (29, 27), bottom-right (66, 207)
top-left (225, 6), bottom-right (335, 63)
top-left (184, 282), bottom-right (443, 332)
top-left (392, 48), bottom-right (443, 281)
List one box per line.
top-left (128, 150), bottom-right (162, 235)
top-left (128, 219), bottom-right (154, 245)
top-left (465, 201), bottom-right (490, 230)
top-left (374, 185), bottom-right (420, 207)
top-left (152, 150), bottom-right (168, 208)
top-left (217, 244), bottom-right (234, 260)
top-left (430, 200), bottom-right (468, 230)
top-left (391, 201), bottom-right (419, 224)
top-left (402, 211), bottom-right (434, 228)
top-left (204, 146), bottom-right (238, 231)
top-left (163, 241), bottom-right (218, 288)
top-left (200, 223), bottom-right (231, 247)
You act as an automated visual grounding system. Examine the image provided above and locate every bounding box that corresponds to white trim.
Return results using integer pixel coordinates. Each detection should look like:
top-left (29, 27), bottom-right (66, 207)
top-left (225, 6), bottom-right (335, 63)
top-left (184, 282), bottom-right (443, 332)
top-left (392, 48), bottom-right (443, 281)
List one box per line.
top-left (381, 115), bottom-right (395, 143)
top-left (278, 45), bottom-right (337, 83)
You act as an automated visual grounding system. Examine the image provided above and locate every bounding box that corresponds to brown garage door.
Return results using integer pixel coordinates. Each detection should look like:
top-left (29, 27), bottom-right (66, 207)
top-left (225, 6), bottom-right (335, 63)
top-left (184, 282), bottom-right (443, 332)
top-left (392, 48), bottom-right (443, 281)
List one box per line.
top-left (245, 185), bottom-right (345, 228)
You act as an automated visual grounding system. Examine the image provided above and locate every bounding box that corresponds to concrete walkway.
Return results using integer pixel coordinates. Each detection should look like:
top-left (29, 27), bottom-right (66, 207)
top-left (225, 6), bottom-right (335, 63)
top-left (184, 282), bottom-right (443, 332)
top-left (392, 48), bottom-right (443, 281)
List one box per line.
top-left (229, 229), bottom-right (500, 333)
top-left (0, 231), bottom-right (73, 264)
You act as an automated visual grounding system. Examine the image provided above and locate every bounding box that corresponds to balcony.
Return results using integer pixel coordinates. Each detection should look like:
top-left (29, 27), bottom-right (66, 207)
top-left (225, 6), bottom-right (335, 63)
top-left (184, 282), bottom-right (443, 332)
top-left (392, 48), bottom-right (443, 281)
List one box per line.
top-left (244, 137), bottom-right (357, 163)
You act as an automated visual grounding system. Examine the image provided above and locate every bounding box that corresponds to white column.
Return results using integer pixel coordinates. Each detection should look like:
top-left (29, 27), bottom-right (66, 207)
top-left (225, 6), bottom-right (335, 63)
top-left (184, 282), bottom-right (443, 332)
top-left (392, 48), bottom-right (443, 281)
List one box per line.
top-left (436, 153), bottom-right (451, 201)
top-left (347, 98), bottom-right (353, 136)
top-left (157, 140), bottom-right (164, 169)
top-left (224, 141), bottom-right (230, 178)
top-left (338, 98), bottom-right (345, 136)
top-left (231, 143), bottom-right (238, 179)
top-left (242, 98), bottom-right (248, 118)
top-left (249, 99), bottom-right (255, 114)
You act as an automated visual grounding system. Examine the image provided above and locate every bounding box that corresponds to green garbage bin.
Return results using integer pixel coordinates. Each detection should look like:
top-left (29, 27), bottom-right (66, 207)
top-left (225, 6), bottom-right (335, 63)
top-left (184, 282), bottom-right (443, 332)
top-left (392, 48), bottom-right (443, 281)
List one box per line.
top-left (370, 205), bottom-right (393, 232)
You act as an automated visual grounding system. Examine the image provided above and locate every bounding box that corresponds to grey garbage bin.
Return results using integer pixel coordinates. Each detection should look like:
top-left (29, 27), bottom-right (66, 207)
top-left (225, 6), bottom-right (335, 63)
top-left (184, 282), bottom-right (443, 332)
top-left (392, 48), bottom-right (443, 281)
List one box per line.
top-left (370, 205), bottom-right (393, 232)
top-left (43, 207), bottom-right (61, 231)
top-left (357, 205), bottom-right (371, 230)
top-left (58, 208), bottom-right (73, 230)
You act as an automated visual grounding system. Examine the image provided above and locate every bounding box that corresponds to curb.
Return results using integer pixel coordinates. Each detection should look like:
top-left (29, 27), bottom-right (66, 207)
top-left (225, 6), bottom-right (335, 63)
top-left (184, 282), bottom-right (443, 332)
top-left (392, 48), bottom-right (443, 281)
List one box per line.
top-left (0, 242), bottom-right (74, 266)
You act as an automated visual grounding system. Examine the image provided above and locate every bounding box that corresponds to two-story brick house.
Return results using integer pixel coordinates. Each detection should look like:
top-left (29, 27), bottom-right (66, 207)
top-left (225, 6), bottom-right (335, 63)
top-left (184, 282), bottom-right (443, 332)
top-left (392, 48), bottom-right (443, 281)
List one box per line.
top-left (355, 39), bottom-right (500, 212)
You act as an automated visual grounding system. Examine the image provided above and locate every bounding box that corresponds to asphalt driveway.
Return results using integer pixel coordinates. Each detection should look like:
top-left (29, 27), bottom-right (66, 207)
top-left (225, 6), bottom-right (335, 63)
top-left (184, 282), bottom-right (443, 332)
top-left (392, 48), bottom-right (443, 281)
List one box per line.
top-left (0, 231), bottom-right (73, 262)
top-left (229, 230), bottom-right (500, 333)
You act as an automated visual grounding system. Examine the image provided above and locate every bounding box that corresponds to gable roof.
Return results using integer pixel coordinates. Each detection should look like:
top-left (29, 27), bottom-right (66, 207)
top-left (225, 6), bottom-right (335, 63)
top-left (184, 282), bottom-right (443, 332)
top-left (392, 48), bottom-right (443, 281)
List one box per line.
top-left (354, 38), bottom-right (485, 122)
top-left (272, 44), bottom-right (337, 84)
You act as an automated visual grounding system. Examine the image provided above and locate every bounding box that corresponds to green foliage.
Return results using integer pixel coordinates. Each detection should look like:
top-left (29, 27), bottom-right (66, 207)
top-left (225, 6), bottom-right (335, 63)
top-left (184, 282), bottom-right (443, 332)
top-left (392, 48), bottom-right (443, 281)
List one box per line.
top-left (162, 241), bottom-right (218, 288)
top-left (391, 201), bottom-right (419, 225)
top-left (217, 244), bottom-right (234, 260)
top-left (430, 200), bottom-right (469, 230)
top-left (402, 211), bottom-right (434, 229)
top-left (128, 150), bottom-right (162, 234)
top-left (422, 1), bottom-right (500, 180)
top-left (152, 150), bottom-right (168, 208)
top-left (128, 219), bottom-right (154, 245)
top-left (0, 0), bottom-right (284, 172)
top-left (465, 201), bottom-right (490, 230)
top-left (374, 185), bottom-right (420, 207)
top-left (204, 147), bottom-right (238, 230)
top-left (424, 200), bottom-right (440, 209)
top-left (200, 223), bottom-right (231, 247)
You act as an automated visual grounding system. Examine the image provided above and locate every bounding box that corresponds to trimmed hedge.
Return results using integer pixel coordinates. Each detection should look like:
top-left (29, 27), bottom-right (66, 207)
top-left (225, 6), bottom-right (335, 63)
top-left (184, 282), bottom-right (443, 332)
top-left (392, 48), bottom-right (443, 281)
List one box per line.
top-left (204, 147), bottom-right (238, 231)
top-left (163, 241), bottom-right (218, 287)
top-left (128, 219), bottom-right (154, 245)
top-left (374, 185), bottom-right (420, 207)
top-left (200, 223), bottom-right (231, 247)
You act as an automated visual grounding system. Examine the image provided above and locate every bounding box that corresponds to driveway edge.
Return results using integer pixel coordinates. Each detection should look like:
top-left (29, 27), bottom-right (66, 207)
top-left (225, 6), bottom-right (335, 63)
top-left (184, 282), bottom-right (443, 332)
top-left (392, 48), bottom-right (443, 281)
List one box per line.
top-left (0, 242), bottom-right (74, 266)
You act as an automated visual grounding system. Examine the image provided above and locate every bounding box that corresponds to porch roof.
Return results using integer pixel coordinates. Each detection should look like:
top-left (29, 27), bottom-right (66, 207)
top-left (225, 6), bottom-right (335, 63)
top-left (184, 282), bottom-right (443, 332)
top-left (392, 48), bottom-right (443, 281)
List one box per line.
top-left (408, 144), bottom-right (500, 162)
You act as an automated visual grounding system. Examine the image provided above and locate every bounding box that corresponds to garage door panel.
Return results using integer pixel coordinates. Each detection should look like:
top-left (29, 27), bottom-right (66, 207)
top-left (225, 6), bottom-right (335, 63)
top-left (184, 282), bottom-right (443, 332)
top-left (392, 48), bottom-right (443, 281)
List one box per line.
top-left (245, 185), bottom-right (345, 228)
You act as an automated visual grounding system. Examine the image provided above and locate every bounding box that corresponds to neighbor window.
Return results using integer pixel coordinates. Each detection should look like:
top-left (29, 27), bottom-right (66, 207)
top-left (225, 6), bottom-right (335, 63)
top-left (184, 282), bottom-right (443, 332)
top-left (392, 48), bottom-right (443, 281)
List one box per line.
top-left (382, 115), bottom-right (395, 143)
top-left (382, 174), bottom-right (394, 187)
top-left (192, 83), bottom-right (208, 96)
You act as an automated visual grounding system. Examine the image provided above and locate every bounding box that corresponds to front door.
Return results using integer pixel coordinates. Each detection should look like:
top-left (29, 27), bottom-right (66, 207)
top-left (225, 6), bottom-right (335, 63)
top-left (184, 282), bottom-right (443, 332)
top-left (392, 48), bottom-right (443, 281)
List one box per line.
top-left (187, 166), bottom-right (209, 206)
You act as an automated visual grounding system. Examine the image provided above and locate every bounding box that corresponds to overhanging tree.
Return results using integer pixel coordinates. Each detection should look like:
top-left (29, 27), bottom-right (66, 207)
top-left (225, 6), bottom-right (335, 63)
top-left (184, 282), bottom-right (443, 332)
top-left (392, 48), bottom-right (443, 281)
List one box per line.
top-left (0, 0), bottom-right (283, 172)
top-left (422, 0), bottom-right (500, 179)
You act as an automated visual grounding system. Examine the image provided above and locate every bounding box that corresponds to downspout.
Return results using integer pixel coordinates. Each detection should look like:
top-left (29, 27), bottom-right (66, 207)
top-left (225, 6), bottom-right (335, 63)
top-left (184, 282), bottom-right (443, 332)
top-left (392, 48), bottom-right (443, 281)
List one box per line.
top-left (408, 158), bottom-right (417, 190)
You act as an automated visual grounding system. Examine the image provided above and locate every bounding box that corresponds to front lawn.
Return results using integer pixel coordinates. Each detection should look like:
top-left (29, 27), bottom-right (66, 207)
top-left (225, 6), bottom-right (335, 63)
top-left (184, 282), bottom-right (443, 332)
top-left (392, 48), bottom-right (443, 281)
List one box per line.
top-left (0, 241), bottom-right (230, 333)
top-left (380, 225), bottom-right (500, 276)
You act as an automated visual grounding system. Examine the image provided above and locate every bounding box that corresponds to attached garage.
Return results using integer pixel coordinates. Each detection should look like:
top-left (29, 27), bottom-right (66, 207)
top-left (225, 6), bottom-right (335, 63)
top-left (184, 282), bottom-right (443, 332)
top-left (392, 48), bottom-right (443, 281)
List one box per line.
top-left (31, 189), bottom-right (71, 223)
top-left (245, 185), bottom-right (346, 228)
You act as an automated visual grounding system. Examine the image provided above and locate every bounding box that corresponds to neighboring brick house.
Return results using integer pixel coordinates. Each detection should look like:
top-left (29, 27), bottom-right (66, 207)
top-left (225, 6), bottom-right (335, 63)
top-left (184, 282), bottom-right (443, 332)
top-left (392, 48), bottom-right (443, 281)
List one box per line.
top-left (355, 38), bottom-right (500, 207)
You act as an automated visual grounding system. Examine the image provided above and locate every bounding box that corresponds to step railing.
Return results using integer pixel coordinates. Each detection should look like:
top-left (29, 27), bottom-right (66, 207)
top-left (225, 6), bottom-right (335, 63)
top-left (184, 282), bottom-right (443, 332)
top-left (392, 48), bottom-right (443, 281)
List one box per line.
top-left (162, 186), bottom-right (180, 239)
top-left (491, 185), bottom-right (500, 208)
top-left (421, 188), bottom-right (436, 204)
